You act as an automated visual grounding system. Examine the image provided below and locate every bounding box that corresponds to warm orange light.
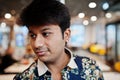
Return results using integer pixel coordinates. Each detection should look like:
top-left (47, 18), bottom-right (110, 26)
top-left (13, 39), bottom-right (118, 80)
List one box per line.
top-left (114, 62), bottom-right (120, 72)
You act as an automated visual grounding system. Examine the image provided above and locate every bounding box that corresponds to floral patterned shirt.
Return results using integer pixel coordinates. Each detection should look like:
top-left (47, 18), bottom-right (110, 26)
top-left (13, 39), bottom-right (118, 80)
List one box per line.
top-left (14, 48), bottom-right (104, 80)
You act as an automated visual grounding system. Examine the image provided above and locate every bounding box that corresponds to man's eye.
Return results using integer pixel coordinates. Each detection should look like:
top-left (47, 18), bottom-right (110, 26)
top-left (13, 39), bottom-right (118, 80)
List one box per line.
top-left (29, 34), bottom-right (36, 38)
top-left (42, 32), bottom-right (51, 37)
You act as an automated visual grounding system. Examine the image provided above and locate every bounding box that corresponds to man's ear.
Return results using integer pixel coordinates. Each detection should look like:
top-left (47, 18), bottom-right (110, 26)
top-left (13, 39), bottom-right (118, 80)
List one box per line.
top-left (64, 28), bottom-right (71, 43)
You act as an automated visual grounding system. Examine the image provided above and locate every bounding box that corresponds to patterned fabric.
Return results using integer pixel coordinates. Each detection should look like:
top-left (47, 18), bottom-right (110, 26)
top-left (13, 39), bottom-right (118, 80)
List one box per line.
top-left (14, 56), bottom-right (104, 80)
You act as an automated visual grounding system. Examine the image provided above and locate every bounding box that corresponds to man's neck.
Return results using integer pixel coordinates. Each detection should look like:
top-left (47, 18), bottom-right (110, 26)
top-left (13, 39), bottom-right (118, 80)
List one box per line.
top-left (45, 52), bottom-right (70, 80)
top-left (45, 52), bottom-right (70, 73)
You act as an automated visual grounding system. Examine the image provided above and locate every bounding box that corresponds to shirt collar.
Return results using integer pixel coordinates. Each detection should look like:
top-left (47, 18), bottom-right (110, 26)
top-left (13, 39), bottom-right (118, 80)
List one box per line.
top-left (37, 47), bottom-right (78, 76)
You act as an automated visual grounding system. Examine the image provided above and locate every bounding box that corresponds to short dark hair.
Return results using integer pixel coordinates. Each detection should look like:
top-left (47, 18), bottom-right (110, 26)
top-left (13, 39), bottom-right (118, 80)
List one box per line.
top-left (20, 0), bottom-right (70, 34)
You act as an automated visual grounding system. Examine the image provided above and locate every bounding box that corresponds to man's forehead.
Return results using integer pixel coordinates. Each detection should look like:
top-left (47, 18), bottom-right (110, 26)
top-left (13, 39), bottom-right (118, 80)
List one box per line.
top-left (28, 25), bottom-right (60, 31)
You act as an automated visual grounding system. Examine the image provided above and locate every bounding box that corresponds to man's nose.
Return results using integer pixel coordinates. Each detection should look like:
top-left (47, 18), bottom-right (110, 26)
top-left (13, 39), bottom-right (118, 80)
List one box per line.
top-left (34, 35), bottom-right (44, 48)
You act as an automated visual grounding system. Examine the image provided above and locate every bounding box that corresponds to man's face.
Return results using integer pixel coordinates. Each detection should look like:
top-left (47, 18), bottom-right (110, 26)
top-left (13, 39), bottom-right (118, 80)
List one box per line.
top-left (28, 25), bottom-right (70, 63)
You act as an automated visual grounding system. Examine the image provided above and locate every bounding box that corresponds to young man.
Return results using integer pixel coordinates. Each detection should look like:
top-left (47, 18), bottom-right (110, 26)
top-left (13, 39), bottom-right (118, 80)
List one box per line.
top-left (14, 0), bottom-right (104, 80)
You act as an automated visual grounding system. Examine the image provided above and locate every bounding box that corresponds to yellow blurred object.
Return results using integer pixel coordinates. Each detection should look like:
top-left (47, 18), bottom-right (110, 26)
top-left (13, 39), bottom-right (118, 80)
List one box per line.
top-left (90, 44), bottom-right (99, 53)
top-left (98, 49), bottom-right (106, 55)
top-left (114, 62), bottom-right (120, 72)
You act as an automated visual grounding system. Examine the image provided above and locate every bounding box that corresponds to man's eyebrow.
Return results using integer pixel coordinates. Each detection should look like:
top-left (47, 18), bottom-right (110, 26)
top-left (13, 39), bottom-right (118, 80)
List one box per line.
top-left (41, 28), bottom-right (51, 31)
top-left (28, 30), bottom-right (34, 34)
top-left (28, 28), bottom-right (52, 33)
top-left (28, 30), bottom-right (32, 33)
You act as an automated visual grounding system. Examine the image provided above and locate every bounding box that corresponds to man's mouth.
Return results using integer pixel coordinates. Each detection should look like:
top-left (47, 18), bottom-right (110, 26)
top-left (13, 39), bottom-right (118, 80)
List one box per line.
top-left (35, 51), bottom-right (47, 56)
top-left (34, 47), bottom-right (49, 56)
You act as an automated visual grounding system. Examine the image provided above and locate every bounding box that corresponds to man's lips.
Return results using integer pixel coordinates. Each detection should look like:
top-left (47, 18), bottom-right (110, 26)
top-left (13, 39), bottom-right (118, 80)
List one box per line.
top-left (35, 51), bottom-right (47, 56)
top-left (34, 47), bottom-right (49, 56)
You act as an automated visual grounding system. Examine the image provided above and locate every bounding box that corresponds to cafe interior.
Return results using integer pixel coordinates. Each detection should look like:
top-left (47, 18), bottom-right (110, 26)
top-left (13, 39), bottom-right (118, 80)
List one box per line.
top-left (0, 0), bottom-right (120, 80)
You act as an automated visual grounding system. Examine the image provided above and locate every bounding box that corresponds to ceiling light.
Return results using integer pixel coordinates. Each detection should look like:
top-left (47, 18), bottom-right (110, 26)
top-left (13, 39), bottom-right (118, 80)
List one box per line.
top-left (83, 20), bottom-right (89, 25)
top-left (88, 2), bottom-right (97, 8)
top-left (78, 13), bottom-right (85, 18)
top-left (4, 13), bottom-right (12, 19)
top-left (90, 16), bottom-right (97, 21)
top-left (102, 2), bottom-right (109, 10)
top-left (0, 22), bottom-right (6, 28)
top-left (105, 13), bottom-right (112, 18)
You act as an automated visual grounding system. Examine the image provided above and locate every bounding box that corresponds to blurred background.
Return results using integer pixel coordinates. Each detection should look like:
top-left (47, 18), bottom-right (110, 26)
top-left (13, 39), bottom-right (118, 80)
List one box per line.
top-left (0, 0), bottom-right (120, 80)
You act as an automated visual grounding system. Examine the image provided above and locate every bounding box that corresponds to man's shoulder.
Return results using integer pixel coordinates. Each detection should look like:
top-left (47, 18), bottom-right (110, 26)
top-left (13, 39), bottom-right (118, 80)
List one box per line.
top-left (74, 55), bottom-right (96, 64)
top-left (74, 55), bottom-right (104, 80)
top-left (74, 55), bottom-right (98, 69)
top-left (13, 62), bottom-right (38, 80)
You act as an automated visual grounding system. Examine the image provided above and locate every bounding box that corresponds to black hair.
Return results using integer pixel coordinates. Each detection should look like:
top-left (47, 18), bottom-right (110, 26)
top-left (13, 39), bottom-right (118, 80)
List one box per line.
top-left (20, 0), bottom-right (70, 35)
